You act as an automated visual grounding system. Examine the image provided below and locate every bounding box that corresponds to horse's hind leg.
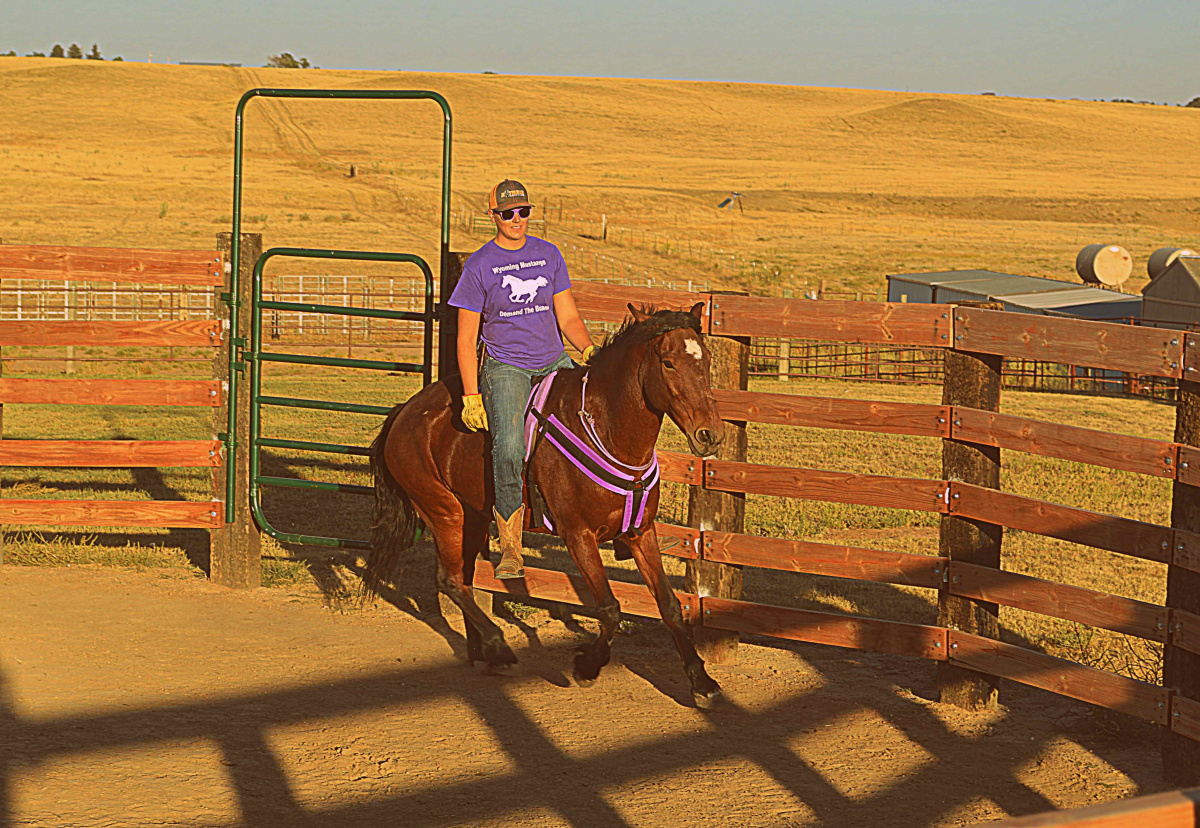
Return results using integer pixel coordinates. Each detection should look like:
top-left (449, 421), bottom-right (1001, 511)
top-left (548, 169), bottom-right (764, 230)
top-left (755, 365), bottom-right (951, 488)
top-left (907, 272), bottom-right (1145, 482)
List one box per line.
top-left (430, 510), bottom-right (517, 669)
top-left (618, 527), bottom-right (722, 709)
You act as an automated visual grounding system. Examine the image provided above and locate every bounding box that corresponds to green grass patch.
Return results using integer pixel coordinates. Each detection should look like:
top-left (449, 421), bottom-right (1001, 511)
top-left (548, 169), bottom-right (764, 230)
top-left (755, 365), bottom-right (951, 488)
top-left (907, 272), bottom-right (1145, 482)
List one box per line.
top-left (261, 557), bottom-right (312, 589)
top-left (3, 531), bottom-right (199, 570)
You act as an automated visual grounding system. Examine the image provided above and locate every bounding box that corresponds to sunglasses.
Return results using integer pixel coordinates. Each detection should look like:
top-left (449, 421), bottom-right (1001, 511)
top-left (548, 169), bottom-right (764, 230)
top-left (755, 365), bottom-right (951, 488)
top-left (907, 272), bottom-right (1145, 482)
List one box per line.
top-left (492, 206), bottom-right (531, 221)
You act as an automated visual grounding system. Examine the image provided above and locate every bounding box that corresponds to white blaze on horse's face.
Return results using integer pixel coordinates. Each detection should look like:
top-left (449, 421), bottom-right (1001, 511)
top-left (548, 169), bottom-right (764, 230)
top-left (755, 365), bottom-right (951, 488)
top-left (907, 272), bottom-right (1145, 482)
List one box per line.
top-left (684, 337), bottom-right (703, 361)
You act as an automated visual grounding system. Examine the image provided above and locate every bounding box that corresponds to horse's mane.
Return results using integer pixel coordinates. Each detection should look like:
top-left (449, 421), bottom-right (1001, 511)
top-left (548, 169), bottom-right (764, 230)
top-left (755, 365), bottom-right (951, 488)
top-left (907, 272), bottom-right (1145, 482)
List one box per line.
top-left (589, 306), bottom-right (701, 369)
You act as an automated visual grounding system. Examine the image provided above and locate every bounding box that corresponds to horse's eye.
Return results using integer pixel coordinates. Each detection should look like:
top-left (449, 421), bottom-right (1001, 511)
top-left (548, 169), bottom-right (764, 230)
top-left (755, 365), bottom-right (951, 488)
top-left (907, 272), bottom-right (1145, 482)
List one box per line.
top-left (663, 359), bottom-right (675, 370)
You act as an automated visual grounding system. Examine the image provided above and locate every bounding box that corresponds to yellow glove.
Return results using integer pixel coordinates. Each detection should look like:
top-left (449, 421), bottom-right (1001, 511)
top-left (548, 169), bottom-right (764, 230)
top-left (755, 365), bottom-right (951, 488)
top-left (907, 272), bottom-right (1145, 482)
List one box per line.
top-left (462, 393), bottom-right (488, 432)
top-left (580, 344), bottom-right (596, 365)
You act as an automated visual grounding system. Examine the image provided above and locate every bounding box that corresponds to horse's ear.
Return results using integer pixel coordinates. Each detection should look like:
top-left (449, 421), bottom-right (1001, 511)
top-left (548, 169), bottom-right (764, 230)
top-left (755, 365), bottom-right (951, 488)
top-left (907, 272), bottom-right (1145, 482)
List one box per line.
top-left (688, 301), bottom-right (705, 321)
top-left (628, 303), bottom-right (649, 323)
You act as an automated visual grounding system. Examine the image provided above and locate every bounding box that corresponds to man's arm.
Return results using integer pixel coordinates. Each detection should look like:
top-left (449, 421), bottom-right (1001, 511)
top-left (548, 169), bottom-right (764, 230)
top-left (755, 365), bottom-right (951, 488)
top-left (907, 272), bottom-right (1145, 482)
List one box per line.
top-left (456, 308), bottom-right (482, 395)
top-left (552, 288), bottom-right (594, 354)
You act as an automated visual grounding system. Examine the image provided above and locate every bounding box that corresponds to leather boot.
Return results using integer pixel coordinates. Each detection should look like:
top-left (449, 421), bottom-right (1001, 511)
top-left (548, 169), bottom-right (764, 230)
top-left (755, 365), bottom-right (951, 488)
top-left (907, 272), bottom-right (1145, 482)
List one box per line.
top-left (493, 505), bottom-right (527, 580)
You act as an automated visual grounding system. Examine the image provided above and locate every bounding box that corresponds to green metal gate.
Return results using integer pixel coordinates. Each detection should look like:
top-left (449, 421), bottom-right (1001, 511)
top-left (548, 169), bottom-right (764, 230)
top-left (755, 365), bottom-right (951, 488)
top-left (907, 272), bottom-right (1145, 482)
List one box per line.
top-left (248, 247), bottom-right (433, 549)
top-left (226, 88), bottom-right (452, 548)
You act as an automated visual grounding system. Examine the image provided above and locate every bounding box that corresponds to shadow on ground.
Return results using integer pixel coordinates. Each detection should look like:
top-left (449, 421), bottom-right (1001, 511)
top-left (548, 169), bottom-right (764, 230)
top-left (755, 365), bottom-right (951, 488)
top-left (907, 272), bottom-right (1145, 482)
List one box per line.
top-left (0, 599), bottom-right (1166, 828)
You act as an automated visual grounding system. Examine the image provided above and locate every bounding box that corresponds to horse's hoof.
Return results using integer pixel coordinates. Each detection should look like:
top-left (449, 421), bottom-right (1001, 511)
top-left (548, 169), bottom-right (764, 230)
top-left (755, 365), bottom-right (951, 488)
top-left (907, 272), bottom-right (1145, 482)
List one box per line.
top-left (481, 633), bottom-right (518, 667)
top-left (693, 687), bottom-right (724, 710)
top-left (483, 661), bottom-right (520, 677)
top-left (573, 656), bottom-right (600, 688)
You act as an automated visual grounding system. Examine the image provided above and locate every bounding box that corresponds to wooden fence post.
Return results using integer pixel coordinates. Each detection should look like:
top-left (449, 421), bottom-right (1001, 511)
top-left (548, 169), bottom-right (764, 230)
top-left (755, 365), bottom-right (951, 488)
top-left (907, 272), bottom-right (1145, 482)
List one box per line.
top-left (687, 292), bottom-right (748, 663)
top-left (1165, 368), bottom-right (1200, 784)
top-left (435, 250), bottom-right (491, 614)
top-left (436, 251), bottom-right (470, 381)
top-left (0, 237), bottom-right (4, 566)
top-left (937, 300), bottom-right (1004, 710)
top-left (212, 232), bottom-right (262, 588)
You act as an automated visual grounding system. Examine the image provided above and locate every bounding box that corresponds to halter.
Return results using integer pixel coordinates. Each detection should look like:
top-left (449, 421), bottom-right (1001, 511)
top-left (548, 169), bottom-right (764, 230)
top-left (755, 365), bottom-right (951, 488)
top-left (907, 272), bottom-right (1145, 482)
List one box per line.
top-left (525, 369), bottom-right (660, 535)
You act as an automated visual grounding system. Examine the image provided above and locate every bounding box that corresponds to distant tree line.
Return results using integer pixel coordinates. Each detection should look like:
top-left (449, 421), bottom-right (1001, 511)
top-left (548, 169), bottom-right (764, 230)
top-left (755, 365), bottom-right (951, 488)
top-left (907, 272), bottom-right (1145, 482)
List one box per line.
top-left (1104, 96), bottom-right (1200, 107)
top-left (1, 43), bottom-right (122, 60)
top-left (266, 53), bottom-right (314, 69)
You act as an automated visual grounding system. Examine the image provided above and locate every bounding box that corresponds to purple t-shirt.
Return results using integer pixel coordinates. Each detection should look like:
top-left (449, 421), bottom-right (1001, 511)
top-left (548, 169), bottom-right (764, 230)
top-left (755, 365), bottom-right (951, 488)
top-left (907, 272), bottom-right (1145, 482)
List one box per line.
top-left (448, 237), bottom-right (572, 370)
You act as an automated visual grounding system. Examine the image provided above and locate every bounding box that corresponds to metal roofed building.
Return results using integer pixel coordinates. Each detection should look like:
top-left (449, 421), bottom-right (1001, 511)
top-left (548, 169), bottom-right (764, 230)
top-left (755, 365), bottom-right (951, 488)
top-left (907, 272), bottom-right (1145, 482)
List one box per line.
top-left (1142, 256), bottom-right (1200, 330)
top-left (887, 270), bottom-right (1140, 320)
top-left (999, 287), bottom-right (1141, 320)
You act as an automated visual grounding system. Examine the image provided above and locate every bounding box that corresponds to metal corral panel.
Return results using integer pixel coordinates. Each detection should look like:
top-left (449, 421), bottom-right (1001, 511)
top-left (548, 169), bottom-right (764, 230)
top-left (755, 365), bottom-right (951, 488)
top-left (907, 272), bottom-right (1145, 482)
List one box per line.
top-left (1000, 288), bottom-right (1142, 320)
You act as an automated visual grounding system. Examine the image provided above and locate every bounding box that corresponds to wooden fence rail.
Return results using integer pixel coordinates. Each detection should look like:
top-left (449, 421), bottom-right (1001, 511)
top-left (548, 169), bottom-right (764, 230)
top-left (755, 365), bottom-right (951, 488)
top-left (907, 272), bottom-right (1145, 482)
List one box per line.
top-left (0, 245), bottom-right (223, 286)
top-left (979, 787), bottom-right (1200, 827)
top-left (0, 378), bottom-right (224, 407)
top-left (705, 295), bottom-right (1188, 381)
top-left (712, 387), bottom-right (1178, 479)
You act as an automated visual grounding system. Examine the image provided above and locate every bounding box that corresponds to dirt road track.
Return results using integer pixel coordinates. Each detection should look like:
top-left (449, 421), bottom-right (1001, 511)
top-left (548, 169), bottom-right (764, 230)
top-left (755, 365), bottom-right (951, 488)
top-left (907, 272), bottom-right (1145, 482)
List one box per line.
top-left (0, 566), bottom-right (1166, 827)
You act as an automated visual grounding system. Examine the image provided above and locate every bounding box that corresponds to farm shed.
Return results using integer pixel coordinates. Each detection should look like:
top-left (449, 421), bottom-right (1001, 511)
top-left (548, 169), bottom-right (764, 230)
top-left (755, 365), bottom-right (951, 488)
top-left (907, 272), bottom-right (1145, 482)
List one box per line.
top-left (1142, 255), bottom-right (1200, 330)
top-left (887, 269), bottom-right (1140, 320)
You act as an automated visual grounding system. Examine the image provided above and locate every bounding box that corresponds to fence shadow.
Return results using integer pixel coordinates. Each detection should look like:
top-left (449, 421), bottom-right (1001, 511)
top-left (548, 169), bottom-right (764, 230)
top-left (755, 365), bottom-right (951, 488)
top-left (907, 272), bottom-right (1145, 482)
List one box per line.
top-left (0, 607), bottom-right (1167, 828)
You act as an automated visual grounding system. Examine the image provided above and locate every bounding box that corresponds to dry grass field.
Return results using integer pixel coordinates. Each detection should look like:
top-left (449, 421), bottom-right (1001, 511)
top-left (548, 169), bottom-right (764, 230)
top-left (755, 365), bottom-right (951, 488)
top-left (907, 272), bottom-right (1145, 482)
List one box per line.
top-left (2, 57), bottom-right (1199, 293)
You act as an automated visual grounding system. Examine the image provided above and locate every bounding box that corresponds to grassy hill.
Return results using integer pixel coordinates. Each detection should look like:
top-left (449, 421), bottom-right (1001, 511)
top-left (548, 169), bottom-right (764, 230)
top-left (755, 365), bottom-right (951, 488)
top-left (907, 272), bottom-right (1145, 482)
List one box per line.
top-left (2, 57), bottom-right (1198, 293)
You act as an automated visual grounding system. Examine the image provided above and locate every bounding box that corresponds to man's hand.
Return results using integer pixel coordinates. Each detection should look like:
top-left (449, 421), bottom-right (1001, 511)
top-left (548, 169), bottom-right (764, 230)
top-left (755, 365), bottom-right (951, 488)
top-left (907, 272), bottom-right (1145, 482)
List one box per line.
top-left (580, 344), bottom-right (596, 365)
top-left (462, 394), bottom-right (488, 431)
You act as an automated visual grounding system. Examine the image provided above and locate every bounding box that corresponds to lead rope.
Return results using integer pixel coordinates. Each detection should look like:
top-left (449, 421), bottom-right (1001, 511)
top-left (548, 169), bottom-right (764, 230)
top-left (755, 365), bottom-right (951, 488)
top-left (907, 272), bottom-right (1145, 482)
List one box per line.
top-left (578, 372), bottom-right (656, 473)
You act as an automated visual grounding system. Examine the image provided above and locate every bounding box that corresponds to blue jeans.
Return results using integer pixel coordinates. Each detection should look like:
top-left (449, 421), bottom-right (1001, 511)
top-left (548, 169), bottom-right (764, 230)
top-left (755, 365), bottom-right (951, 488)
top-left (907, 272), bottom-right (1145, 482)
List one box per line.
top-left (481, 351), bottom-right (575, 520)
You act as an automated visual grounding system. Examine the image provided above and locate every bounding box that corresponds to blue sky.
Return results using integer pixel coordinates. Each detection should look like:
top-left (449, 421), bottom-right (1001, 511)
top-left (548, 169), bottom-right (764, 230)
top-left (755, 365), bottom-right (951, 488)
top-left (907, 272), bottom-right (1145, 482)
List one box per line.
top-left (3, 0), bottom-right (1196, 103)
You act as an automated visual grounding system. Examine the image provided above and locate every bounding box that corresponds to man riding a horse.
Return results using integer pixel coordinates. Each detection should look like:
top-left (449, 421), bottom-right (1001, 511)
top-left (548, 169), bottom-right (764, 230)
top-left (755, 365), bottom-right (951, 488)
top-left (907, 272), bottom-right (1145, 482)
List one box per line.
top-left (365, 180), bottom-right (728, 707)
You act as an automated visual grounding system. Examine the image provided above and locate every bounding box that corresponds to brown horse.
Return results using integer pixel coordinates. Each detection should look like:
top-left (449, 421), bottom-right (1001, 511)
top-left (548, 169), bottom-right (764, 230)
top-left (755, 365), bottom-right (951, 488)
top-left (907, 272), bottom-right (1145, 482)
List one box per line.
top-left (364, 303), bottom-right (726, 707)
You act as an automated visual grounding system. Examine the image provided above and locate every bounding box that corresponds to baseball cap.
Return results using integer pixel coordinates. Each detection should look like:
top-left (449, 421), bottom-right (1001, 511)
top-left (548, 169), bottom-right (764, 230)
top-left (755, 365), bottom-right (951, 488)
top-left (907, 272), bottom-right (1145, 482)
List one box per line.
top-left (492, 179), bottom-right (533, 210)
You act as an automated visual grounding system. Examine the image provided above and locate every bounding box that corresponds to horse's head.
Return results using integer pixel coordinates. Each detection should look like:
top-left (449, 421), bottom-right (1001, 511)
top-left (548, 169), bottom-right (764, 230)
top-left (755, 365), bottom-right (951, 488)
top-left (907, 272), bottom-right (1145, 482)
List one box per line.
top-left (629, 302), bottom-right (725, 457)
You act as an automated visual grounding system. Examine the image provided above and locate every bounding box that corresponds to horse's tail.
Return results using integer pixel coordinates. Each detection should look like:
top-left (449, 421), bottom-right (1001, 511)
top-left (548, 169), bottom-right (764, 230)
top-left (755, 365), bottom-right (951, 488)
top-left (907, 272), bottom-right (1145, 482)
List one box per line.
top-left (361, 402), bottom-right (423, 600)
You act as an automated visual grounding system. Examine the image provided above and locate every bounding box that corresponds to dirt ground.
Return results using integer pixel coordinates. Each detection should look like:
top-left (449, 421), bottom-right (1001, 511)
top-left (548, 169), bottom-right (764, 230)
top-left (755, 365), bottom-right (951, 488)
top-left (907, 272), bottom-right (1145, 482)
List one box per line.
top-left (0, 564), bottom-right (1170, 828)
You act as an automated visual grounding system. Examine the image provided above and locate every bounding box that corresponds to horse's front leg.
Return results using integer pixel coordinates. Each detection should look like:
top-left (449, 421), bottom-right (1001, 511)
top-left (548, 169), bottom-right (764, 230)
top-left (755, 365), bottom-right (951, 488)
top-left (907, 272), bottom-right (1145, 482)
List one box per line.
top-left (560, 526), bottom-right (621, 687)
top-left (616, 525), bottom-right (723, 709)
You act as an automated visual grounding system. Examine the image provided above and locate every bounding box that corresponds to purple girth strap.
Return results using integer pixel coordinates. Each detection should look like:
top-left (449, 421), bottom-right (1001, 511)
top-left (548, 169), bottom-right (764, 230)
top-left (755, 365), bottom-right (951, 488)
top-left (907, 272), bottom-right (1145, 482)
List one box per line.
top-left (524, 370), bottom-right (660, 535)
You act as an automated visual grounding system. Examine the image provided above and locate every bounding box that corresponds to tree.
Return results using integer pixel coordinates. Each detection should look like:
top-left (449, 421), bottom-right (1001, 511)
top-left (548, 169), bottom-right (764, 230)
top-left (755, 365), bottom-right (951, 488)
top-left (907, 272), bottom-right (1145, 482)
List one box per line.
top-left (87, 44), bottom-right (102, 60)
top-left (49, 44), bottom-right (64, 58)
top-left (112, 56), bottom-right (123, 62)
top-left (1187, 96), bottom-right (1200, 108)
top-left (1, 50), bottom-right (16, 57)
top-left (265, 53), bottom-right (310, 69)
top-left (26, 51), bottom-right (46, 57)
top-left (66, 43), bottom-right (83, 59)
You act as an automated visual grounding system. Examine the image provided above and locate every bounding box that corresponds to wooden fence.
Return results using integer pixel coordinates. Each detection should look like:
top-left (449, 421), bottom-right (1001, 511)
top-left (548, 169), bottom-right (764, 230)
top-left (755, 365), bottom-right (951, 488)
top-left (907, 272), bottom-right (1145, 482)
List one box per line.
top-left (7, 245), bottom-right (1200, 793)
top-left (466, 289), bottom-right (1200, 786)
top-left (0, 242), bottom-right (238, 576)
top-left (980, 787), bottom-right (1200, 826)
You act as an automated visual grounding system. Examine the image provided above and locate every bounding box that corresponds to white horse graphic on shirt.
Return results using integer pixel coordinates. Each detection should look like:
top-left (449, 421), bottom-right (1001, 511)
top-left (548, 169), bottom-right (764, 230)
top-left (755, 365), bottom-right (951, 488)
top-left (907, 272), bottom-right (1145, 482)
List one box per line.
top-left (502, 272), bottom-right (547, 304)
